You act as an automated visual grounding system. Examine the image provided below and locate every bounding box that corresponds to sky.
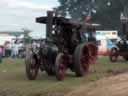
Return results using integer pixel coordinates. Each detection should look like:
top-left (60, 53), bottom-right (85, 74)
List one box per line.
top-left (0, 0), bottom-right (60, 38)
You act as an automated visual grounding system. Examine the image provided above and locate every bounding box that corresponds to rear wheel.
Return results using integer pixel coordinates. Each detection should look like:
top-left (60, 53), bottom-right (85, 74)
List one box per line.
top-left (109, 47), bottom-right (118, 62)
top-left (88, 43), bottom-right (98, 64)
top-left (55, 53), bottom-right (66, 81)
top-left (25, 45), bottom-right (39, 80)
top-left (74, 44), bottom-right (90, 77)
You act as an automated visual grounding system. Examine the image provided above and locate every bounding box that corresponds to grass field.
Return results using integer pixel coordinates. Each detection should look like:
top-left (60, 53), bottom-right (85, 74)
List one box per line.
top-left (0, 57), bottom-right (128, 96)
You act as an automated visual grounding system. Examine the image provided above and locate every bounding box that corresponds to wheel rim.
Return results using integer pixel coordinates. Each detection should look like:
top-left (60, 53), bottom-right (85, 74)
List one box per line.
top-left (80, 46), bottom-right (90, 73)
top-left (111, 48), bottom-right (118, 62)
top-left (58, 63), bottom-right (65, 80)
top-left (88, 43), bottom-right (98, 64)
top-left (56, 54), bottom-right (66, 81)
top-left (30, 56), bottom-right (39, 78)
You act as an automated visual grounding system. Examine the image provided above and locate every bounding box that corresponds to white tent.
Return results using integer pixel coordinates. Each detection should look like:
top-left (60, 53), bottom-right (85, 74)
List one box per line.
top-left (0, 35), bottom-right (16, 46)
top-left (17, 35), bottom-right (24, 39)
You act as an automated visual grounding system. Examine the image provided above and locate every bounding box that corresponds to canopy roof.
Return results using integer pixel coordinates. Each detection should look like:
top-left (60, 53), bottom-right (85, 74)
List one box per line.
top-left (36, 16), bottom-right (97, 30)
top-left (0, 31), bottom-right (24, 36)
top-left (36, 16), bottom-right (84, 28)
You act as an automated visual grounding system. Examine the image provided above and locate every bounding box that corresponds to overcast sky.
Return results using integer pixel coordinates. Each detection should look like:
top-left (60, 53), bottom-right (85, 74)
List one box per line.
top-left (0, 0), bottom-right (59, 38)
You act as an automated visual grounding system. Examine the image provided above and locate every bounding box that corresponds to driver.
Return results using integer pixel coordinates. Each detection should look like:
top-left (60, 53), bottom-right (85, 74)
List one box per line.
top-left (87, 28), bottom-right (97, 44)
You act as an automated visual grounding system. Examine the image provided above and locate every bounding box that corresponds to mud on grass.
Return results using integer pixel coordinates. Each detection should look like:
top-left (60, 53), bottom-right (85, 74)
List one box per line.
top-left (0, 57), bottom-right (128, 96)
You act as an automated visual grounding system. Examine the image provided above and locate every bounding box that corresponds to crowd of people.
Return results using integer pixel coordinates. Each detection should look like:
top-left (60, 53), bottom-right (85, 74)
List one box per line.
top-left (0, 39), bottom-right (25, 59)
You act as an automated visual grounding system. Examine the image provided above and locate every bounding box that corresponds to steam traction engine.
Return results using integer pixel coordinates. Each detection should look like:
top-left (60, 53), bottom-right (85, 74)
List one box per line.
top-left (110, 22), bottom-right (128, 62)
top-left (25, 11), bottom-right (98, 81)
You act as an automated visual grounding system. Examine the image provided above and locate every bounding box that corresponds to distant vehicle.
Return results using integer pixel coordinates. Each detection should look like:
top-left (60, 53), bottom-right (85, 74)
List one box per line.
top-left (109, 21), bottom-right (128, 62)
top-left (109, 38), bottom-right (128, 62)
top-left (96, 30), bottom-right (119, 43)
top-left (96, 35), bottom-right (116, 56)
top-left (83, 32), bottom-right (116, 56)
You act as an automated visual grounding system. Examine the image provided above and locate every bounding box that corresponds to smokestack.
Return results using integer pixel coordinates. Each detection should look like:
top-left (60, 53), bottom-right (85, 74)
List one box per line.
top-left (46, 11), bottom-right (53, 38)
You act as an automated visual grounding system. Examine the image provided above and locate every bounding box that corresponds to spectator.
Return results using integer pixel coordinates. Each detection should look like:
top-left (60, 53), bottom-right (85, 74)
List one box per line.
top-left (88, 29), bottom-right (97, 44)
top-left (11, 41), bottom-right (19, 58)
top-left (4, 41), bottom-right (11, 57)
top-left (0, 46), bottom-right (3, 63)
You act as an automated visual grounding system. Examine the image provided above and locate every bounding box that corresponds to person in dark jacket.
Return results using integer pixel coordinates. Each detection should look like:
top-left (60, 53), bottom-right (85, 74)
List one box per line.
top-left (0, 46), bottom-right (3, 63)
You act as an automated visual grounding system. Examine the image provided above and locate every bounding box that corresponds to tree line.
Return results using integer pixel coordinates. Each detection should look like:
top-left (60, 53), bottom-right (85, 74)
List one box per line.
top-left (57, 0), bottom-right (128, 33)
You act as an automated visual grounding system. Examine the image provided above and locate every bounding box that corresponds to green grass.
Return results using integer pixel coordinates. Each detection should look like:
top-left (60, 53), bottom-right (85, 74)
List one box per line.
top-left (0, 57), bottom-right (128, 96)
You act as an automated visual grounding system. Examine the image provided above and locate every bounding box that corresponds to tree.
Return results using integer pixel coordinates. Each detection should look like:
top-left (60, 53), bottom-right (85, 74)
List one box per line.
top-left (58, 0), bottom-right (128, 30)
top-left (22, 28), bottom-right (32, 44)
top-left (58, 0), bottom-right (94, 20)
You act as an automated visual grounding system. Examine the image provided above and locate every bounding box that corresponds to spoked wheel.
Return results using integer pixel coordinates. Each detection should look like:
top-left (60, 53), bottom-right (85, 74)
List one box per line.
top-left (74, 44), bottom-right (90, 77)
top-left (55, 53), bottom-right (66, 81)
top-left (110, 47), bottom-right (118, 63)
top-left (25, 45), bottom-right (39, 80)
top-left (88, 43), bottom-right (98, 64)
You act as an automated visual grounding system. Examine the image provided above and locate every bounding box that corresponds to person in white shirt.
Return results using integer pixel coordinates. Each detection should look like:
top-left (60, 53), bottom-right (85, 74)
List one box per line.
top-left (11, 41), bottom-right (19, 58)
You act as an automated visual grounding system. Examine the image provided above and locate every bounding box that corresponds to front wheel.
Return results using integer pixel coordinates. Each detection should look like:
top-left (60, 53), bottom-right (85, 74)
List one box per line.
top-left (55, 53), bottom-right (66, 81)
top-left (25, 45), bottom-right (39, 80)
